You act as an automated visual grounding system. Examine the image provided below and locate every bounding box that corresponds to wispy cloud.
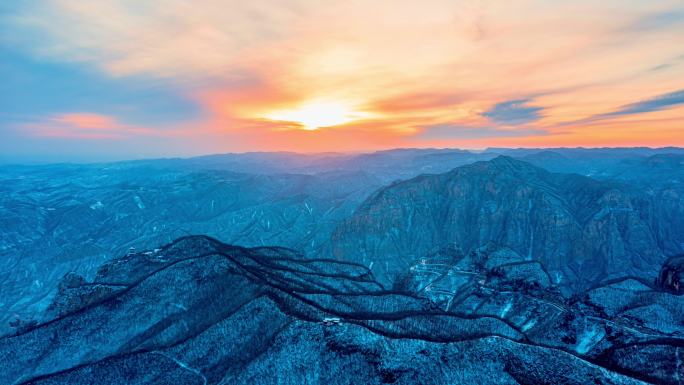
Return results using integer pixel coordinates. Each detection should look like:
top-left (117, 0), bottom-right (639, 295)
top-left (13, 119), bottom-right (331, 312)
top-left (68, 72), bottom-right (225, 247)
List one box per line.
top-left (3, 0), bottom-right (311, 81)
top-left (369, 92), bottom-right (468, 113)
top-left (22, 113), bottom-right (159, 139)
top-left (563, 88), bottom-right (684, 126)
top-left (417, 124), bottom-right (548, 140)
top-left (606, 88), bottom-right (684, 116)
top-left (482, 99), bottom-right (543, 125)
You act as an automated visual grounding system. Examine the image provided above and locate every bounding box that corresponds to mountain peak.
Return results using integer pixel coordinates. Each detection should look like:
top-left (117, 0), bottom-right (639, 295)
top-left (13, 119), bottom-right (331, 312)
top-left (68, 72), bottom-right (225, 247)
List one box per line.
top-left (444, 155), bottom-right (550, 182)
top-left (332, 155), bottom-right (660, 291)
top-left (486, 155), bottom-right (544, 171)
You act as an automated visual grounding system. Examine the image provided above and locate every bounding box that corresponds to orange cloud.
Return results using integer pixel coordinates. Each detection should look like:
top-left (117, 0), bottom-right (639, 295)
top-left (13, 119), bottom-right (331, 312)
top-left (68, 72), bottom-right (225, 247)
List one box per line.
top-left (23, 113), bottom-right (160, 139)
top-left (52, 113), bottom-right (117, 130)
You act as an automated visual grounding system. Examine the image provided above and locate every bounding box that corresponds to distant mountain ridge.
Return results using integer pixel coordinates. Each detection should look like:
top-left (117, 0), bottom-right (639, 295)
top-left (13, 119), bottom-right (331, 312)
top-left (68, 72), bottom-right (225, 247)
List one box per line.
top-left (331, 156), bottom-right (680, 291)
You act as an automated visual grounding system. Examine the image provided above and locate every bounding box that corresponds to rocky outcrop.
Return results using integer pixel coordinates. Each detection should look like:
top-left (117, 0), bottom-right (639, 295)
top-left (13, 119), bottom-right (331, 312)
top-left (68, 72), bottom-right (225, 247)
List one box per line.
top-left (1, 236), bottom-right (681, 384)
top-left (658, 255), bottom-right (684, 295)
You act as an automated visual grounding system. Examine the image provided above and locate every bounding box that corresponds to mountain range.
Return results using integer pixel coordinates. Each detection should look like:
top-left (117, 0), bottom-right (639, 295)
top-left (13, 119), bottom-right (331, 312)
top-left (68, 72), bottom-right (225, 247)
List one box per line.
top-left (1, 148), bottom-right (683, 384)
top-left (2, 235), bottom-right (682, 384)
top-left (331, 155), bottom-right (684, 292)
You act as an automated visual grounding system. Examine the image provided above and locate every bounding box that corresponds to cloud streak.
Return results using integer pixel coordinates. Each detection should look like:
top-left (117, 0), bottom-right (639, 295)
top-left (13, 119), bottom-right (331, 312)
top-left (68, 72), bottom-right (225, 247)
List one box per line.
top-left (605, 88), bottom-right (684, 116)
top-left (22, 113), bottom-right (160, 139)
top-left (417, 124), bottom-right (548, 140)
top-left (561, 88), bottom-right (684, 127)
top-left (482, 99), bottom-right (544, 125)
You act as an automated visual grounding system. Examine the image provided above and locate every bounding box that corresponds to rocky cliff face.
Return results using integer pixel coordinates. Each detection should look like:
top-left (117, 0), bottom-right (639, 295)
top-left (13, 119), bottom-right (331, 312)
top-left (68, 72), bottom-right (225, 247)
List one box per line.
top-left (331, 156), bottom-right (675, 291)
top-left (1, 236), bottom-right (681, 384)
top-left (658, 255), bottom-right (684, 295)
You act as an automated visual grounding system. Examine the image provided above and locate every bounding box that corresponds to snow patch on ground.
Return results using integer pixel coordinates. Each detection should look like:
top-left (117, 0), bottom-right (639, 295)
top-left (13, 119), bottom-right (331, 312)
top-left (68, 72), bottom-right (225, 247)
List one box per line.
top-left (575, 322), bottom-right (605, 354)
top-left (500, 299), bottom-right (513, 318)
top-left (134, 196), bottom-right (145, 209)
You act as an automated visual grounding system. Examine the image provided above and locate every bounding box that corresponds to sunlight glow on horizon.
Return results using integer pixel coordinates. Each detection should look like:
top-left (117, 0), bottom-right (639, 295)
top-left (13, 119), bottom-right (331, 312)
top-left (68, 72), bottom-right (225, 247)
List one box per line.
top-left (263, 101), bottom-right (372, 131)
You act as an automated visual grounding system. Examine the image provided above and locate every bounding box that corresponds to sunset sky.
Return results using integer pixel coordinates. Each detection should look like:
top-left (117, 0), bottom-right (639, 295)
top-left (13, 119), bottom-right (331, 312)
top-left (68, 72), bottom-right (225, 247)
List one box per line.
top-left (1, 0), bottom-right (684, 162)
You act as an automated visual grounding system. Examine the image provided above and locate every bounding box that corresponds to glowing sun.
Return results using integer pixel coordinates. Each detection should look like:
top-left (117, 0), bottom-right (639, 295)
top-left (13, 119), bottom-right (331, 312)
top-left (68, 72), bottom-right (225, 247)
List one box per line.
top-left (265, 101), bottom-right (368, 130)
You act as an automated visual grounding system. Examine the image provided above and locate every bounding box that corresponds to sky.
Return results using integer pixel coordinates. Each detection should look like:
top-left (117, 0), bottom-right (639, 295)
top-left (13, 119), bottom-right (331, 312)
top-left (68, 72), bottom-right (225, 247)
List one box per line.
top-left (1, 0), bottom-right (684, 162)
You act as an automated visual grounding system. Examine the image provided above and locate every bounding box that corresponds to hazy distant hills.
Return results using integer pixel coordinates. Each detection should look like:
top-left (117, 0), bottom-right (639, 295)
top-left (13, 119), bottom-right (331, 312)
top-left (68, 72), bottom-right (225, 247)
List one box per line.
top-left (150, 148), bottom-right (494, 183)
top-left (0, 165), bottom-right (378, 333)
